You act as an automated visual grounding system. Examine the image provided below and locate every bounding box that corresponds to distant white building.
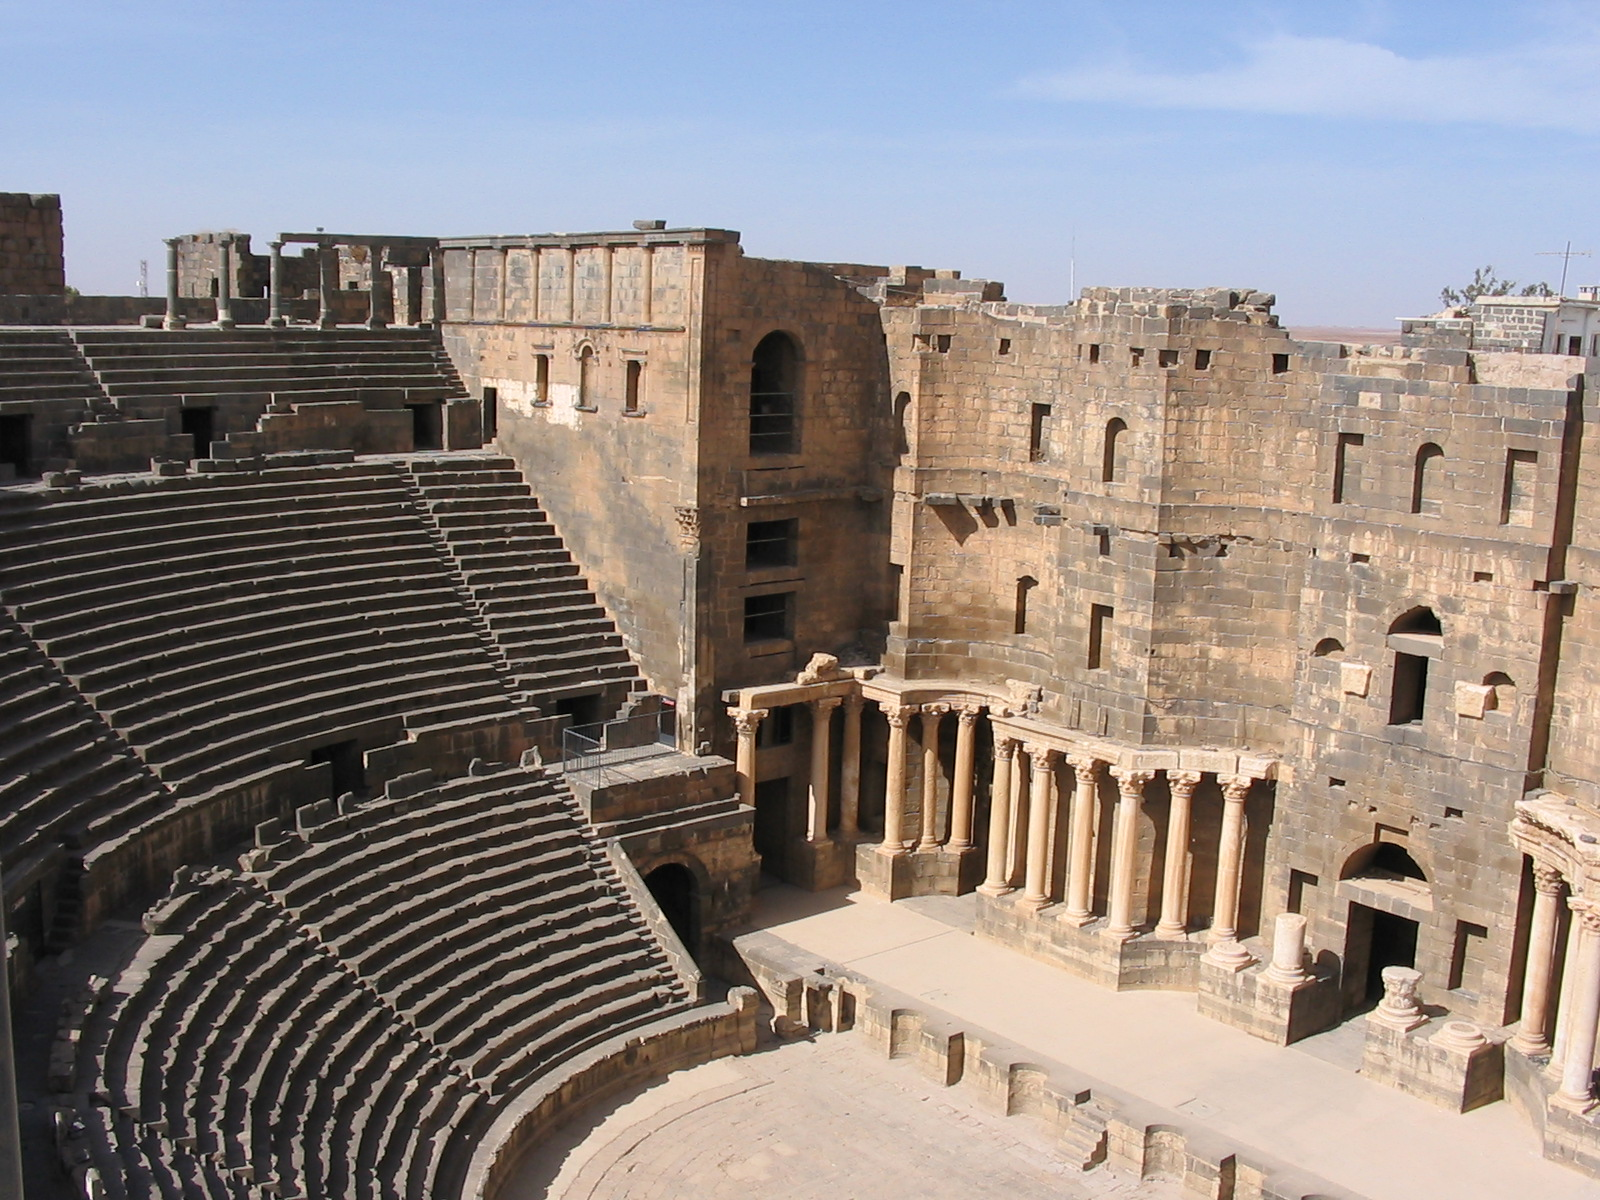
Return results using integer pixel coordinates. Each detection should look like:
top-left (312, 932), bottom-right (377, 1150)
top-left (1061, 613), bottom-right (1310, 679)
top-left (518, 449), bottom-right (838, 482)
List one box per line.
top-left (1403, 290), bottom-right (1600, 355)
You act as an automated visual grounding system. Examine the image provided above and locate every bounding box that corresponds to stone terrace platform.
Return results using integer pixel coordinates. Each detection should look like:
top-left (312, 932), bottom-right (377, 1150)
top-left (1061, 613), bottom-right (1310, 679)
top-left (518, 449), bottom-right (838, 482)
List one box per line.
top-left (743, 885), bottom-right (1596, 1200)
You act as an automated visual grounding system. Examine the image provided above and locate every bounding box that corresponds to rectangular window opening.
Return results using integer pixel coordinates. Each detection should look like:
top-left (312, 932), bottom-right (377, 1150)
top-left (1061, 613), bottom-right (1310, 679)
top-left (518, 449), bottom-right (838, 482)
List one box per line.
top-left (745, 518), bottom-right (798, 570)
top-left (1195, 348), bottom-right (1213, 370)
top-left (1501, 448), bottom-right (1538, 526)
top-left (756, 705), bottom-right (796, 748)
top-left (1287, 869), bottom-right (1320, 915)
top-left (533, 354), bottom-right (550, 405)
top-left (998, 338), bottom-right (1011, 355)
top-left (935, 334), bottom-right (951, 353)
top-left (1158, 348), bottom-right (1179, 368)
top-left (1333, 432), bottom-right (1364, 504)
top-left (481, 387), bottom-right (498, 440)
top-left (1028, 402), bottom-right (1052, 463)
top-left (1448, 921), bottom-right (1490, 992)
top-left (1388, 652), bottom-right (1429, 725)
top-left (1130, 347), bottom-right (1145, 366)
top-left (1272, 353), bottom-right (1291, 374)
top-left (743, 591), bottom-right (794, 644)
top-left (1088, 343), bottom-right (1102, 364)
top-left (1088, 603), bottom-right (1113, 670)
top-left (624, 360), bottom-right (644, 413)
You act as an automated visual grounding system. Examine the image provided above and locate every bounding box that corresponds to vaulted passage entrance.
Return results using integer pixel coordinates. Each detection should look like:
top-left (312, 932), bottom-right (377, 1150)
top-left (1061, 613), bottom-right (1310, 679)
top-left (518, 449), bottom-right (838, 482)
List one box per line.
top-left (644, 862), bottom-right (698, 954)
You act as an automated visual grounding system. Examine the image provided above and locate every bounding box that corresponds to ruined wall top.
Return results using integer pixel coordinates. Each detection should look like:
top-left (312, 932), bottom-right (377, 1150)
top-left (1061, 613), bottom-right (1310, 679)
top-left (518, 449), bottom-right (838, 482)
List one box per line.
top-left (1073, 285), bottom-right (1278, 324)
top-left (0, 192), bottom-right (65, 296)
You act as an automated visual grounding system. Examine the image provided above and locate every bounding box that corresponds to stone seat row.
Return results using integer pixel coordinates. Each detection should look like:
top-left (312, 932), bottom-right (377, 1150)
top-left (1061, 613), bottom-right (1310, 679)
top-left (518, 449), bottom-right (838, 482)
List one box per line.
top-left (73, 768), bottom-right (694, 1199)
top-left (0, 330), bottom-right (106, 406)
top-left (0, 619), bottom-right (167, 888)
top-left (80, 870), bottom-right (489, 1200)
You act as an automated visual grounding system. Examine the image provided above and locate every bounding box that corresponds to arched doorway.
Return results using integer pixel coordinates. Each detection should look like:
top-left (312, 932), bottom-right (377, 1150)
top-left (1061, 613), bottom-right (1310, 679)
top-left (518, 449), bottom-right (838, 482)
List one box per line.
top-left (644, 862), bottom-right (698, 957)
top-left (1340, 841), bottom-right (1428, 1010)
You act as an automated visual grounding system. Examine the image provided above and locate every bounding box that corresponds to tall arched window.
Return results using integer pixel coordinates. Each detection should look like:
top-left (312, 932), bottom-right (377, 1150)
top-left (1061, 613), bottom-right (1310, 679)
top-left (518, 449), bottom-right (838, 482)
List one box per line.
top-left (1102, 417), bottom-right (1128, 483)
top-left (1014, 575), bottom-right (1038, 634)
top-left (1411, 443), bottom-right (1444, 515)
top-left (750, 332), bottom-right (800, 454)
top-left (1387, 607), bottom-right (1442, 725)
top-left (577, 345), bottom-right (596, 410)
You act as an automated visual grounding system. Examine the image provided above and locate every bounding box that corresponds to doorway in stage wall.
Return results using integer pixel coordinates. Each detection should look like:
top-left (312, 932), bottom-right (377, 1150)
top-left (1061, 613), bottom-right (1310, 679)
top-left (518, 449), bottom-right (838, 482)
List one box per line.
top-left (753, 776), bottom-right (792, 879)
top-left (1343, 902), bottom-right (1421, 1010)
top-left (643, 862), bottom-right (698, 959)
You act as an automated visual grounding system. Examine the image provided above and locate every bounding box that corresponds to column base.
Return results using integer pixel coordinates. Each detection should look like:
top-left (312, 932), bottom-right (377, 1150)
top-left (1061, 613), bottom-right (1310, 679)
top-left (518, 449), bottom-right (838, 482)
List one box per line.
top-left (366, 319), bottom-right (389, 331)
top-left (1152, 921), bottom-right (1190, 940)
top-left (266, 316), bottom-right (288, 329)
top-left (1510, 1032), bottom-right (1553, 1057)
top-left (1201, 940), bottom-right (1257, 972)
top-left (1100, 925), bottom-right (1138, 943)
top-left (975, 881), bottom-right (1014, 898)
top-left (318, 318), bottom-right (337, 330)
top-left (1056, 908), bottom-right (1096, 928)
top-left (216, 316), bottom-right (236, 330)
top-left (163, 316), bottom-right (187, 331)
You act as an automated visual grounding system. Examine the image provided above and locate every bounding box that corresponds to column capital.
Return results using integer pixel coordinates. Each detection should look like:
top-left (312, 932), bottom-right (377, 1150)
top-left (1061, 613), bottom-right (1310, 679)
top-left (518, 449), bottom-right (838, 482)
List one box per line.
top-left (1025, 744), bottom-right (1058, 769)
top-left (1066, 752), bottom-right (1104, 777)
top-left (164, 236), bottom-right (182, 249)
top-left (269, 239), bottom-right (284, 251)
top-left (920, 702), bottom-right (950, 716)
top-left (882, 702), bottom-right (918, 729)
top-left (1109, 766), bottom-right (1154, 795)
top-left (842, 692), bottom-right (866, 715)
top-left (955, 703), bottom-right (983, 726)
top-left (1570, 896), bottom-right (1600, 935)
top-left (992, 734), bottom-right (1018, 761)
top-left (1167, 769), bottom-right (1203, 796)
top-left (1219, 773), bottom-right (1253, 802)
top-left (728, 706), bottom-right (769, 734)
top-left (1533, 863), bottom-right (1566, 895)
top-left (811, 695), bottom-right (843, 715)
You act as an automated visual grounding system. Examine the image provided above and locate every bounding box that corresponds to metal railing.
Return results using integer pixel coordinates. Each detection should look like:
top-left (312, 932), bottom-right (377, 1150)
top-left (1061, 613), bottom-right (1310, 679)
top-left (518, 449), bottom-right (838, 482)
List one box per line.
top-left (559, 708), bottom-right (676, 787)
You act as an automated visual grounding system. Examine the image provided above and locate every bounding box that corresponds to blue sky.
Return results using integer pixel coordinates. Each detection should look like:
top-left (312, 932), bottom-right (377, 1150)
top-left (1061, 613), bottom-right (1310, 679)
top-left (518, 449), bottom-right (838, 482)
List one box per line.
top-left (4, 0), bottom-right (1597, 327)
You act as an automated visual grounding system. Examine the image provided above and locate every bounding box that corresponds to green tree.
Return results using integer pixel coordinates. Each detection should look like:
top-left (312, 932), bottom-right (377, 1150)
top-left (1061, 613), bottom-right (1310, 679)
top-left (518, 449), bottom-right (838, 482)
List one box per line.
top-left (1440, 265), bottom-right (1553, 308)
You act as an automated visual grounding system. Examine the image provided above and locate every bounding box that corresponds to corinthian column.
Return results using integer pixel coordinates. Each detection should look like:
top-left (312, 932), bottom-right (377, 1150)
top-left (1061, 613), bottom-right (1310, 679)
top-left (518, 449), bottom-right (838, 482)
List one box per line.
top-left (806, 697), bottom-right (841, 843)
top-left (163, 237), bottom-right (185, 329)
top-left (838, 694), bottom-right (864, 839)
top-left (879, 703), bottom-right (917, 855)
top-left (1105, 768), bottom-right (1153, 940)
top-left (1555, 900), bottom-right (1600, 1110)
top-left (1019, 746), bottom-right (1058, 909)
top-left (1210, 774), bottom-right (1253, 943)
top-left (1154, 771), bottom-right (1202, 939)
top-left (1512, 864), bottom-right (1566, 1056)
top-left (728, 707), bottom-right (767, 810)
top-left (978, 735), bottom-right (1017, 895)
top-left (917, 705), bottom-right (948, 851)
top-left (947, 705), bottom-right (982, 850)
top-left (215, 236), bottom-right (236, 330)
top-left (1061, 754), bottom-right (1103, 926)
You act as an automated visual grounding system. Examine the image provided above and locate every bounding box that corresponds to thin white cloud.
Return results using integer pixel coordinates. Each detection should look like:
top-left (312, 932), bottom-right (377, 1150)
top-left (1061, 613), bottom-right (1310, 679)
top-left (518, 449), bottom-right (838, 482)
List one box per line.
top-left (1019, 33), bottom-right (1600, 134)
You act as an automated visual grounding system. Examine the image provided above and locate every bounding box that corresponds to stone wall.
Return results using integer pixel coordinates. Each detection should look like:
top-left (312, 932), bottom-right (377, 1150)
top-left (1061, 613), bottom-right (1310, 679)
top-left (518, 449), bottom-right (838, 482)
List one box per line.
top-left (0, 193), bottom-right (64, 295)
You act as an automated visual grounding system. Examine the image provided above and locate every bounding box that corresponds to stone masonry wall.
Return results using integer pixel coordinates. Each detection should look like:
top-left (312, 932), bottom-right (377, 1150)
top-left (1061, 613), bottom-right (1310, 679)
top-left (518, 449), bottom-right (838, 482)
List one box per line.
top-left (0, 193), bottom-right (64, 295)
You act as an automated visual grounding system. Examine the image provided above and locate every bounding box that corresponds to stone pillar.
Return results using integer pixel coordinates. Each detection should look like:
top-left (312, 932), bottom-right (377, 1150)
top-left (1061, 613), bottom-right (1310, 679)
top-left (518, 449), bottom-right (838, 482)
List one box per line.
top-left (1154, 770), bottom-right (1202, 938)
top-left (1552, 912), bottom-right (1588, 1079)
top-left (318, 242), bottom-right (337, 330)
top-left (1020, 746), bottom-right (1058, 909)
top-left (1265, 913), bottom-right (1310, 984)
top-left (807, 697), bottom-right (841, 843)
top-left (1209, 774), bottom-right (1253, 944)
top-left (1556, 900), bottom-right (1600, 1109)
top-left (838, 694), bottom-right (864, 839)
top-left (1512, 864), bottom-right (1567, 1056)
top-left (879, 704), bottom-right (917, 855)
top-left (1061, 754), bottom-right (1103, 926)
top-left (163, 237), bottom-right (185, 329)
top-left (427, 246), bottom-right (447, 328)
top-left (367, 245), bottom-right (388, 330)
top-left (729, 707), bottom-right (767, 810)
top-left (947, 705), bottom-right (981, 851)
top-left (917, 705), bottom-right (947, 851)
top-left (1006, 749), bottom-right (1028, 885)
top-left (1105, 767), bottom-right (1153, 939)
top-left (978, 735), bottom-right (1017, 895)
top-left (215, 236), bottom-right (236, 330)
top-left (267, 240), bottom-right (286, 328)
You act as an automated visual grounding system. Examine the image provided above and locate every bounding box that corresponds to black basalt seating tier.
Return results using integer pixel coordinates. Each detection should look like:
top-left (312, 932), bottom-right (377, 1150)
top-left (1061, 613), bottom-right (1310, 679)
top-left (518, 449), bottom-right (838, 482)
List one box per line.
top-left (72, 766), bottom-right (695, 1200)
top-left (71, 327), bottom-right (468, 404)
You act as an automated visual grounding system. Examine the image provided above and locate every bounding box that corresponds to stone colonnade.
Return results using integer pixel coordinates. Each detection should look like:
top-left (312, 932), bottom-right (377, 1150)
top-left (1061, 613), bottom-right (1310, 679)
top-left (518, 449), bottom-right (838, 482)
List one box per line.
top-left (728, 687), bottom-right (1264, 947)
top-left (1510, 859), bottom-right (1600, 1112)
top-left (162, 234), bottom-right (441, 331)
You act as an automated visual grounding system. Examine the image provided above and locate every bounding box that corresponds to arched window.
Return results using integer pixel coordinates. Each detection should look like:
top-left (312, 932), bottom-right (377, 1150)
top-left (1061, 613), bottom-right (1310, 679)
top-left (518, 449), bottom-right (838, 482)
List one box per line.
top-left (1313, 637), bottom-right (1345, 659)
top-left (1387, 607), bottom-right (1442, 725)
top-left (1411, 443), bottom-right (1444, 515)
top-left (1483, 671), bottom-right (1517, 716)
top-left (750, 332), bottom-right (800, 454)
top-left (577, 345), bottom-right (596, 410)
top-left (1102, 417), bottom-right (1128, 483)
top-left (1014, 575), bottom-right (1037, 635)
top-left (893, 391), bottom-right (911, 458)
top-left (1342, 840), bottom-right (1427, 882)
